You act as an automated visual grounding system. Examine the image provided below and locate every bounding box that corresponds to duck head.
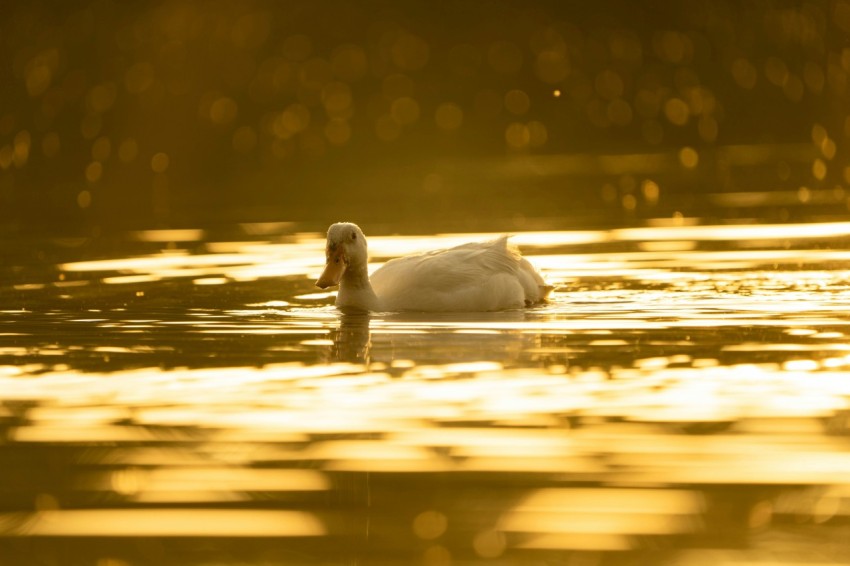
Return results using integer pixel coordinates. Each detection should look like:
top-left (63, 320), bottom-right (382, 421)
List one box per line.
top-left (316, 222), bottom-right (368, 289)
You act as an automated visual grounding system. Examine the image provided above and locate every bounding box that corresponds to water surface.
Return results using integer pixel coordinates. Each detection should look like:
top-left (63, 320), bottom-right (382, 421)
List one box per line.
top-left (2, 221), bottom-right (850, 565)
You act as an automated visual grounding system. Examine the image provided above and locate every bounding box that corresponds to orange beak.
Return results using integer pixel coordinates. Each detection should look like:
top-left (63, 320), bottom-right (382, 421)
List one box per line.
top-left (316, 247), bottom-right (347, 288)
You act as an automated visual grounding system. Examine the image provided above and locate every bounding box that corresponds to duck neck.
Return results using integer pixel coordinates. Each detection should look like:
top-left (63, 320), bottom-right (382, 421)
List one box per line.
top-left (337, 262), bottom-right (381, 312)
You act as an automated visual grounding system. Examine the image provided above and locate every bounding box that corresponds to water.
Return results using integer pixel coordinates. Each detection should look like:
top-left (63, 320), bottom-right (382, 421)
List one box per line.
top-left (3, 221), bottom-right (850, 565)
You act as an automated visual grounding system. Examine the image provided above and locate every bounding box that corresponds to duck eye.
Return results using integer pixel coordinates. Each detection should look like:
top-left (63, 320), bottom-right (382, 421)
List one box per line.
top-left (351, 232), bottom-right (356, 240)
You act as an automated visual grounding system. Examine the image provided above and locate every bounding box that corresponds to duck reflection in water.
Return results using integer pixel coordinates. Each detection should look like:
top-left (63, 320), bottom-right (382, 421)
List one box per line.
top-left (327, 310), bottom-right (541, 366)
top-left (329, 313), bottom-right (372, 364)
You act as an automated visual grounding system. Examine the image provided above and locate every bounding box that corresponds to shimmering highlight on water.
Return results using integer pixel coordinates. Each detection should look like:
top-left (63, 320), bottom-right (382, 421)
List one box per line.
top-left (3, 222), bottom-right (850, 564)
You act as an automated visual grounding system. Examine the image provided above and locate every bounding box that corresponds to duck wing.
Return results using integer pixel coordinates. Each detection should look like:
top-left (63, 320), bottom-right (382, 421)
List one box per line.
top-left (370, 236), bottom-right (546, 311)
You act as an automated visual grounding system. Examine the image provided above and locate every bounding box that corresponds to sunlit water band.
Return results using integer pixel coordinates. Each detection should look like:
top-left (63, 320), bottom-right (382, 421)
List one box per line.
top-left (2, 221), bottom-right (850, 564)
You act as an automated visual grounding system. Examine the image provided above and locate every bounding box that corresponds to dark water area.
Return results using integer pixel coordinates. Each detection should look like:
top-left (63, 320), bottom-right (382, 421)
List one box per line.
top-left (2, 0), bottom-right (849, 232)
top-left (3, 1), bottom-right (850, 565)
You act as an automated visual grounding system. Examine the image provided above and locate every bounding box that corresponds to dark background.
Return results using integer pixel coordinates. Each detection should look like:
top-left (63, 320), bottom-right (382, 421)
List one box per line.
top-left (2, 0), bottom-right (849, 234)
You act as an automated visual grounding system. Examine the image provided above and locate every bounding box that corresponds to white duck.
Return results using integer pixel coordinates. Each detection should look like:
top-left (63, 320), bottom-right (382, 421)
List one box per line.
top-left (315, 222), bottom-right (551, 313)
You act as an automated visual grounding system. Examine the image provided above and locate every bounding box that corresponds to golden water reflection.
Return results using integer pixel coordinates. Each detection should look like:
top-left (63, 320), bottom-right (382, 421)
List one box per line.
top-left (3, 222), bottom-right (850, 563)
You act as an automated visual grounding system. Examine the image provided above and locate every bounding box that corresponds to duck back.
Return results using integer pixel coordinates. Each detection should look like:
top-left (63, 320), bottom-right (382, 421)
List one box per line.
top-left (370, 237), bottom-right (549, 312)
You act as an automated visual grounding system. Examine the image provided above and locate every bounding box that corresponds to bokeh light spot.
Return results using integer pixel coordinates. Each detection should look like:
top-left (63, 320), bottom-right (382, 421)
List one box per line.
top-left (663, 98), bottom-right (690, 126)
top-left (391, 33), bottom-right (430, 70)
top-left (412, 510), bottom-right (447, 540)
top-left (270, 59), bottom-right (293, 92)
top-left (26, 59), bottom-right (53, 97)
top-left (151, 152), bottom-right (170, 173)
top-left (642, 179), bottom-right (660, 203)
top-left (422, 545), bottom-right (451, 566)
top-left (390, 97), bottom-right (420, 126)
top-left (324, 118), bottom-right (351, 146)
top-left (92, 137), bottom-right (112, 162)
top-left (731, 58), bottom-right (758, 90)
top-left (210, 97), bottom-right (238, 125)
top-left (654, 31), bottom-right (692, 63)
top-left (231, 12), bottom-right (271, 50)
top-left (679, 147), bottom-right (699, 168)
top-left (321, 82), bottom-right (353, 117)
top-left (87, 83), bottom-right (117, 113)
top-left (274, 104), bottom-right (311, 138)
top-left (13, 137), bottom-right (33, 167)
top-left (836, 0), bottom-right (850, 33)
top-left (77, 190), bottom-right (92, 209)
top-left (535, 49), bottom-right (570, 83)
top-left (505, 122), bottom-right (530, 149)
top-left (0, 146), bottom-right (12, 170)
top-left (822, 138), bottom-right (837, 160)
top-left (472, 529), bottom-right (506, 558)
top-left (765, 57), bottom-right (789, 86)
top-left (813, 158), bottom-right (827, 181)
top-left (435, 103), bottom-right (463, 131)
top-left (85, 161), bottom-right (103, 183)
top-left (331, 44), bottom-right (368, 82)
top-left (124, 62), bottom-right (155, 94)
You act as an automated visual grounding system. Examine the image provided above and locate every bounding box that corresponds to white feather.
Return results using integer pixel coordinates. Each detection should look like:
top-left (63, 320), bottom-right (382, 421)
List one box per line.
top-left (317, 223), bottom-right (551, 313)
